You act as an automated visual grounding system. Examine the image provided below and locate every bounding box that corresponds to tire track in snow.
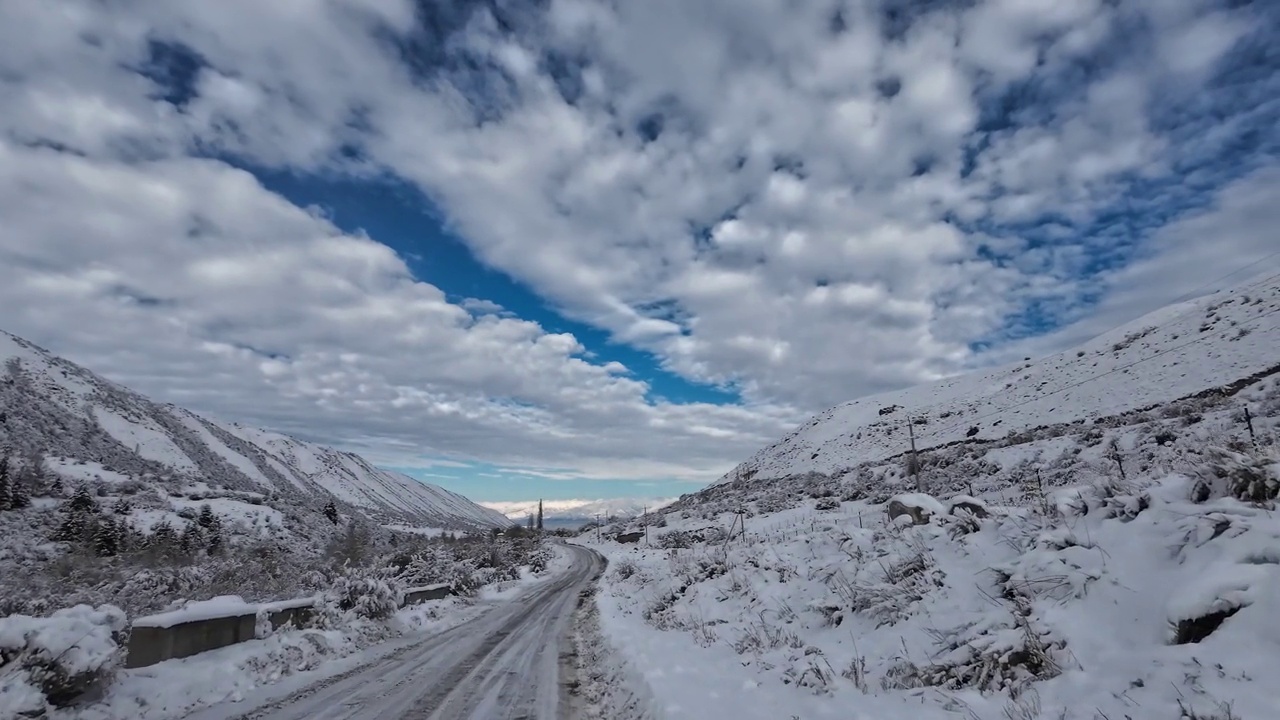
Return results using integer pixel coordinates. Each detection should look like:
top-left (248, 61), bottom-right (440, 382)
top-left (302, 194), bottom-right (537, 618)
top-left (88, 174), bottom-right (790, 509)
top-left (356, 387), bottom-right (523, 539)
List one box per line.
top-left (195, 545), bottom-right (602, 720)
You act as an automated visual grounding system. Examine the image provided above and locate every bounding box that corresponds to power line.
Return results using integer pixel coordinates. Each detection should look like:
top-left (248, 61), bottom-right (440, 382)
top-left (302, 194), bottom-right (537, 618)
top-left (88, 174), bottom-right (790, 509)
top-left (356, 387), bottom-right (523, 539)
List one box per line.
top-left (1169, 250), bottom-right (1280, 305)
top-left (914, 296), bottom-right (1280, 447)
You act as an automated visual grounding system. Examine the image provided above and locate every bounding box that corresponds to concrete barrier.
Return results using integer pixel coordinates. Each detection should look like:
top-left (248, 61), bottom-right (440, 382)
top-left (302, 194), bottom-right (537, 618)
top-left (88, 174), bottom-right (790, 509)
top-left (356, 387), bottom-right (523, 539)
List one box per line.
top-left (125, 596), bottom-right (262, 669)
top-left (126, 584), bottom-right (455, 669)
top-left (402, 583), bottom-right (450, 605)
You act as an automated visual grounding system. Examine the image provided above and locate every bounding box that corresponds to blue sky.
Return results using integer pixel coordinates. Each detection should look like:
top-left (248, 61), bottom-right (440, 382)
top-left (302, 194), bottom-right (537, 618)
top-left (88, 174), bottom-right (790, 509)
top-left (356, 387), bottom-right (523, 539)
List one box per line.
top-left (0, 0), bottom-right (1277, 505)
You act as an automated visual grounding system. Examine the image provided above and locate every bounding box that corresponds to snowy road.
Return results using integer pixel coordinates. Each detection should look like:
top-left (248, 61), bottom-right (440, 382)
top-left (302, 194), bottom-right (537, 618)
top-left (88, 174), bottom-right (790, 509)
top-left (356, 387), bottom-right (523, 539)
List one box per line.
top-left (199, 545), bottom-right (603, 720)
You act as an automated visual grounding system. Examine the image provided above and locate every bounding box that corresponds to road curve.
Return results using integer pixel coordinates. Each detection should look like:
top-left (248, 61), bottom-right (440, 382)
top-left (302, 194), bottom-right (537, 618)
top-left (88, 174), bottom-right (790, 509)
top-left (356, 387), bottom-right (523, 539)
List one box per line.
top-left (202, 544), bottom-right (603, 720)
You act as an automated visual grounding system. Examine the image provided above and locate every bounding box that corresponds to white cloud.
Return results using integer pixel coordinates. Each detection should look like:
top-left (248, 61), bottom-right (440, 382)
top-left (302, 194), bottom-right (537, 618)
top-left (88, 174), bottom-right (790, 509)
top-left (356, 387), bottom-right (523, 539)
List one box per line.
top-left (976, 166), bottom-right (1280, 365)
top-left (0, 0), bottom-right (1273, 491)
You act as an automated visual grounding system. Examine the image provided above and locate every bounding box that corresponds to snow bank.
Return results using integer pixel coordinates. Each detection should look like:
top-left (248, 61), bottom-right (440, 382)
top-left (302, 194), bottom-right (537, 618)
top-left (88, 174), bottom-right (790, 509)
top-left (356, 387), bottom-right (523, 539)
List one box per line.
top-left (133, 596), bottom-right (257, 629)
top-left (0, 604), bottom-right (126, 713)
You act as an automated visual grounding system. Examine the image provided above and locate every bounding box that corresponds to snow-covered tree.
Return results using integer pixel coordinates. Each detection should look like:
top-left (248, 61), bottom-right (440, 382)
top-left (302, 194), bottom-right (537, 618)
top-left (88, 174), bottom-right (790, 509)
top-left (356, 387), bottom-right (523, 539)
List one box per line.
top-left (179, 522), bottom-right (204, 559)
top-left (68, 485), bottom-right (97, 515)
top-left (92, 519), bottom-right (119, 557)
top-left (10, 478), bottom-right (29, 510)
top-left (110, 497), bottom-right (132, 515)
top-left (197, 503), bottom-right (216, 529)
top-left (0, 456), bottom-right (11, 510)
top-left (147, 520), bottom-right (178, 562)
top-left (323, 500), bottom-right (339, 525)
top-left (536, 499), bottom-right (543, 531)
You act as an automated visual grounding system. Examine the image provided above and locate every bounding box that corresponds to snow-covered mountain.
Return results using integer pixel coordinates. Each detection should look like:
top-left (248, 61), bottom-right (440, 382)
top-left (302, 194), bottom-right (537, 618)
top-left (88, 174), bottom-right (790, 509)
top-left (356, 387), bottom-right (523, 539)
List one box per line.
top-left (0, 329), bottom-right (508, 531)
top-left (721, 270), bottom-right (1280, 485)
top-left (484, 497), bottom-right (676, 527)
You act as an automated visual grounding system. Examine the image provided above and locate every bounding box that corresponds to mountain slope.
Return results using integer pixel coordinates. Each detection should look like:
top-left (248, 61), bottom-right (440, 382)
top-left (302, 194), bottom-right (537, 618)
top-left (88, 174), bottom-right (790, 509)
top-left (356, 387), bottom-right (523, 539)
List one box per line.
top-left (0, 329), bottom-right (507, 530)
top-left (721, 271), bottom-right (1280, 485)
top-left (581, 273), bottom-right (1280, 720)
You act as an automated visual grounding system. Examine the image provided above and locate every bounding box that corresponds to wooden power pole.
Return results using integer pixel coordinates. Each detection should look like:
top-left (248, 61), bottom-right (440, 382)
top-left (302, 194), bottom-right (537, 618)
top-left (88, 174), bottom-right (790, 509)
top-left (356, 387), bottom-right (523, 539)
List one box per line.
top-left (907, 418), bottom-right (922, 492)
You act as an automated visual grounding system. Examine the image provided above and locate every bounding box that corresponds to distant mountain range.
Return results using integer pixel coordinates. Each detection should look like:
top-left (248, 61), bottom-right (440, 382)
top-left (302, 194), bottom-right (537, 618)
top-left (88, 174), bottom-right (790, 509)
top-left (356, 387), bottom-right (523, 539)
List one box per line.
top-left (483, 497), bottom-right (676, 528)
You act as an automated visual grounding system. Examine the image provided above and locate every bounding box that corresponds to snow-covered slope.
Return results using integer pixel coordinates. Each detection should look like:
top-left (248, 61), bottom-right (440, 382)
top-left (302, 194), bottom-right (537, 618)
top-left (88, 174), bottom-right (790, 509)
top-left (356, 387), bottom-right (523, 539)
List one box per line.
top-left (577, 272), bottom-right (1280, 720)
top-left (723, 271), bottom-right (1280, 484)
top-left (0, 330), bottom-right (507, 531)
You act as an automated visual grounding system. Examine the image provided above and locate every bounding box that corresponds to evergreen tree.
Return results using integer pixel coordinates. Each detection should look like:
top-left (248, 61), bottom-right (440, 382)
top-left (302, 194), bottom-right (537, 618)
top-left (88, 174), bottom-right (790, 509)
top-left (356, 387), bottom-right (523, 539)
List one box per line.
top-left (207, 523), bottom-right (224, 555)
top-left (527, 514), bottom-right (534, 531)
top-left (92, 519), bottom-right (119, 557)
top-left (197, 503), bottom-right (216, 529)
top-left (68, 485), bottom-right (97, 514)
top-left (536, 499), bottom-right (543, 531)
top-left (0, 457), bottom-right (11, 511)
top-left (52, 506), bottom-right (87, 542)
top-left (10, 481), bottom-right (29, 510)
top-left (179, 522), bottom-right (203, 558)
top-left (323, 500), bottom-right (339, 525)
top-left (114, 518), bottom-right (135, 553)
top-left (150, 520), bottom-right (177, 561)
top-left (111, 497), bottom-right (132, 515)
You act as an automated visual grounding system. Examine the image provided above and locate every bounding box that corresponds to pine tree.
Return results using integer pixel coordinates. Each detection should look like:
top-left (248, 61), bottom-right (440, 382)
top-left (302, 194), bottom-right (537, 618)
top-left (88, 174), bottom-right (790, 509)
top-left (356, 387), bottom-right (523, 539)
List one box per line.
top-left (0, 457), bottom-right (11, 511)
top-left (197, 503), bottom-right (215, 529)
top-left (9, 479), bottom-right (29, 509)
top-left (323, 500), bottom-right (339, 525)
top-left (114, 518), bottom-right (135, 553)
top-left (111, 497), bottom-right (132, 515)
top-left (68, 485), bottom-right (97, 514)
top-left (207, 524), bottom-right (224, 555)
top-left (92, 519), bottom-right (119, 557)
top-left (52, 506), bottom-right (87, 542)
top-left (149, 520), bottom-right (177, 561)
top-left (179, 523), bottom-right (203, 558)
top-left (527, 514), bottom-right (534, 531)
top-left (536, 499), bottom-right (543, 531)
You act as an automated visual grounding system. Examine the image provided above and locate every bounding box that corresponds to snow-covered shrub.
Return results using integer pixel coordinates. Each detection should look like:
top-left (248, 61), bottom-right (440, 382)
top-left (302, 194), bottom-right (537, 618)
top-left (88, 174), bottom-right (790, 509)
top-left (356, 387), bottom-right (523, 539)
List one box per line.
top-left (906, 610), bottom-right (1065, 695)
top-left (324, 571), bottom-right (403, 621)
top-left (1192, 447), bottom-right (1279, 504)
top-left (526, 543), bottom-right (553, 574)
top-left (814, 496), bottom-right (841, 511)
top-left (656, 529), bottom-right (694, 549)
top-left (445, 558), bottom-right (481, 597)
top-left (613, 559), bottom-right (638, 580)
top-left (0, 604), bottom-right (126, 709)
top-left (254, 607), bottom-right (273, 639)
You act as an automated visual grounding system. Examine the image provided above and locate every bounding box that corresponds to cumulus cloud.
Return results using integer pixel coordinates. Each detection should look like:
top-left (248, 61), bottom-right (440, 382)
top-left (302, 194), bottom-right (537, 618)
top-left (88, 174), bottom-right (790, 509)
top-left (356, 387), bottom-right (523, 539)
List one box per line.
top-left (0, 0), bottom-right (1275, 488)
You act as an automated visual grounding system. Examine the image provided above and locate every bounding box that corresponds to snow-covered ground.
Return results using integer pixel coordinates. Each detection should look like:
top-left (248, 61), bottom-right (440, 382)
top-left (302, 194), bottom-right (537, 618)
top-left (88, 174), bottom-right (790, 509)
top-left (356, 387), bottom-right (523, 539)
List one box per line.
top-left (583, 453), bottom-right (1279, 718)
top-left (576, 273), bottom-right (1280, 720)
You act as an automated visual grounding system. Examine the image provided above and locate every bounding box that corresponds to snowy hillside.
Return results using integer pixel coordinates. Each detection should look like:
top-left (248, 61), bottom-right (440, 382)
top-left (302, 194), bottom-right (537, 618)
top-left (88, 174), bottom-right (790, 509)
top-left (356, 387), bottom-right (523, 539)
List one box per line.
top-left (575, 272), bottom-right (1280, 720)
top-left (722, 271), bottom-right (1280, 485)
top-left (0, 329), bottom-right (507, 531)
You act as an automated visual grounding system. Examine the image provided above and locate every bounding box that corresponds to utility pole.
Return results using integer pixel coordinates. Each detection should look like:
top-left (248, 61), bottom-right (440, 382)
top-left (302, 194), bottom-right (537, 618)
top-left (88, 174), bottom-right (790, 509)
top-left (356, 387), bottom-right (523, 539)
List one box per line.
top-left (907, 417), bottom-right (922, 492)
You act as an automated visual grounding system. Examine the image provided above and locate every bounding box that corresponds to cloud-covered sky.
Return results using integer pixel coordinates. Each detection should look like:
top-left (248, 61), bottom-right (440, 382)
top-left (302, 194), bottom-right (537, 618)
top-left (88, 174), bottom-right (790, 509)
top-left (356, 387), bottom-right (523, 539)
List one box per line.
top-left (0, 0), bottom-right (1276, 502)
